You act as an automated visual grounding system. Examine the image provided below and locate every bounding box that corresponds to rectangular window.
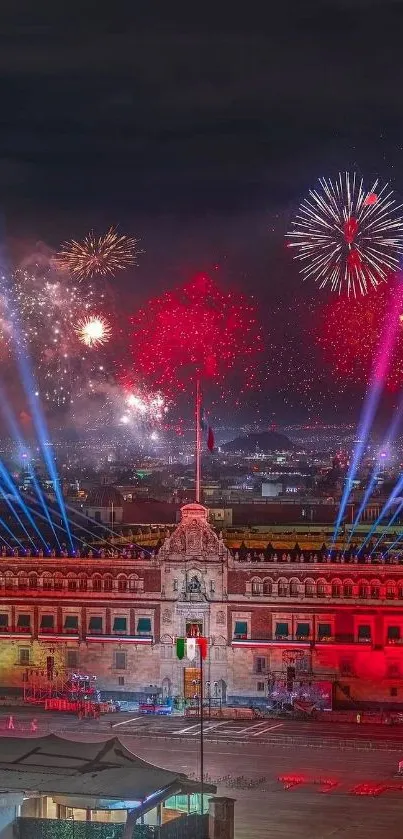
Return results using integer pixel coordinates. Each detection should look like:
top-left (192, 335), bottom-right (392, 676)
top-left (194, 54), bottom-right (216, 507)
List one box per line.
top-left (234, 620), bottom-right (248, 638)
top-left (275, 622), bottom-right (289, 638)
top-left (254, 656), bottom-right (266, 674)
top-left (40, 615), bottom-right (54, 630)
top-left (17, 615), bottom-right (31, 631)
top-left (66, 650), bottom-right (78, 669)
top-left (118, 676), bottom-right (125, 686)
top-left (88, 616), bottom-right (103, 633)
top-left (257, 681), bottom-right (265, 692)
top-left (113, 617), bottom-right (127, 633)
top-left (317, 623), bottom-right (331, 640)
top-left (0, 614), bottom-right (8, 632)
top-left (296, 622), bottom-right (310, 638)
top-left (186, 621), bottom-right (202, 638)
top-left (358, 625), bottom-right (371, 642)
top-left (19, 648), bottom-right (30, 666)
top-left (64, 616), bottom-right (78, 632)
top-left (387, 625), bottom-right (401, 642)
top-left (137, 617), bottom-right (152, 635)
top-left (114, 651), bottom-right (126, 670)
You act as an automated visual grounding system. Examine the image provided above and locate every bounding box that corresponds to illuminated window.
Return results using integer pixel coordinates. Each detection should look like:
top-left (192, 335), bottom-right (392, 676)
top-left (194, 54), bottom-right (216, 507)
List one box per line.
top-left (387, 626), bottom-right (401, 642)
top-left (317, 623), bottom-right (331, 640)
top-left (296, 622), bottom-right (310, 638)
top-left (357, 624), bottom-right (371, 642)
top-left (275, 622), bottom-right (289, 638)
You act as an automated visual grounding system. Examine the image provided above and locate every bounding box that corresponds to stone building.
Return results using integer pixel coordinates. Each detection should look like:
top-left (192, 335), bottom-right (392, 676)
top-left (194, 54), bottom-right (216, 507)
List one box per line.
top-left (0, 502), bottom-right (403, 709)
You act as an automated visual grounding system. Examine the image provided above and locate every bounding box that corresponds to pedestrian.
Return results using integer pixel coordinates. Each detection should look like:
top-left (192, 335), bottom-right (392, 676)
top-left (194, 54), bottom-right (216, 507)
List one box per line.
top-left (7, 715), bottom-right (14, 730)
top-left (30, 718), bottom-right (37, 733)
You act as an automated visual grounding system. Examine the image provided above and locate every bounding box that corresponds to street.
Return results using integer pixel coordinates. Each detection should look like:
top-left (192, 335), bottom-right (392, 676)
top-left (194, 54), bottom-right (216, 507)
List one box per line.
top-left (3, 709), bottom-right (403, 837)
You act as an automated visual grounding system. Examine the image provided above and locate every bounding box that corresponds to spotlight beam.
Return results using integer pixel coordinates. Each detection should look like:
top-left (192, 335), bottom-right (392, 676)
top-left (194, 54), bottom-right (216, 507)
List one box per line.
top-left (348, 398), bottom-right (403, 541)
top-left (0, 390), bottom-right (62, 549)
top-left (332, 284), bottom-right (403, 545)
top-left (359, 472), bottom-right (403, 553)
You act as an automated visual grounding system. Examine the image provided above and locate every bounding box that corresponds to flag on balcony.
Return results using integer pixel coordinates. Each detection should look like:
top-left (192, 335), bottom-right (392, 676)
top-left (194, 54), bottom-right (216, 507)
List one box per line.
top-left (176, 638), bottom-right (185, 660)
top-left (196, 636), bottom-right (208, 659)
top-left (186, 638), bottom-right (196, 661)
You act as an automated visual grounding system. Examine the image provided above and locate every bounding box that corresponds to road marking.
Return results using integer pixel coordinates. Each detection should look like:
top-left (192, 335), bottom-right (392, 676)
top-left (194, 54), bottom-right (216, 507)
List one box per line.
top-left (236, 721), bottom-right (270, 735)
top-left (187, 721), bottom-right (230, 735)
top-left (252, 723), bottom-right (283, 736)
top-left (111, 716), bottom-right (142, 728)
top-left (176, 722), bottom-right (202, 734)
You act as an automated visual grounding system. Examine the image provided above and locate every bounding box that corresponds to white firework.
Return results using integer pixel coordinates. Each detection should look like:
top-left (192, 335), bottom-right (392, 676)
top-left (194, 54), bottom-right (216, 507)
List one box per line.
top-left (287, 172), bottom-right (403, 296)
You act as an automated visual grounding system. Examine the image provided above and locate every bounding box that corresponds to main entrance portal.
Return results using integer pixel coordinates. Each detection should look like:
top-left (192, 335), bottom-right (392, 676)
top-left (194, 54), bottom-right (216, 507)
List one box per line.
top-left (184, 667), bottom-right (201, 700)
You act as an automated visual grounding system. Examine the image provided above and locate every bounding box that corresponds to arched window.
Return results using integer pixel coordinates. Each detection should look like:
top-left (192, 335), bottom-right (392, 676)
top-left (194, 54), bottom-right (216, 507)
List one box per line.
top-left (28, 574), bottom-right (37, 590)
top-left (359, 583), bottom-right (369, 599)
top-left (104, 576), bottom-right (113, 592)
top-left (343, 582), bottom-right (353, 598)
top-left (54, 574), bottom-right (63, 591)
top-left (79, 575), bottom-right (88, 591)
top-left (18, 573), bottom-right (28, 590)
top-left (42, 573), bottom-right (52, 591)
top-left (278, 579), bottom-right (288, 597)
top-left (332, 581), bottom-right (341, 597)
top-left (290, 579), bottom-right (299, 597)
top-left (92, 576), bottom-right (102, 592)
top-left (252, 579), bottom-right (262, 596)
top-left (305, 580), bottom-right (315, 597)
top-left (117, 576), bottom-right (128, 592)
top-left (263, 579), bottom-right (272, 596)
top-left (386, 582), bottom-right (396, 600)
top-left (129, 576), bottom-right (138, 592)
top-left (67, 575), bottom-right (77, 592)
top-left (371, 583), bottom-right (380, 599)
top-left (317, 580), bottom-right (326, 597)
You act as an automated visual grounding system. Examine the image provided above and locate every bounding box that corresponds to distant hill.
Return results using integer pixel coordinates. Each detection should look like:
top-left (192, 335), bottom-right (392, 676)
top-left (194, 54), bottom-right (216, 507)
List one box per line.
top-left (221, 431), bottom-right (293, 454)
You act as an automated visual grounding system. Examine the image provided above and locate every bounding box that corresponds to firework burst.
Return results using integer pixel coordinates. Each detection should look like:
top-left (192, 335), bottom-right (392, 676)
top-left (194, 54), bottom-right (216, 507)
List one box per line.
top-left (57, 227), bottom-right (141, 280)
top-left (287, 173), bottom-right (403, 296)
top-left (75, 315), bottom-right (112, 348)
top-left (123, 274), bottom-right (264, 400)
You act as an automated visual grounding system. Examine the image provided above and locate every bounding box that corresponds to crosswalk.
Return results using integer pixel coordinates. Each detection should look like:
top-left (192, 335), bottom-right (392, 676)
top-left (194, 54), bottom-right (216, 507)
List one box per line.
top-left (105, 714), bottom-right (285, 741)
top-left (174, 720), bottom-right (284, 739)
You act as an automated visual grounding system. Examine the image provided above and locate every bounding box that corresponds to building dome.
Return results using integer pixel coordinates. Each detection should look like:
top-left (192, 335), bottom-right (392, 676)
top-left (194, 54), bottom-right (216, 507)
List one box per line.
top-left (85, 486), bottom-right (123, 508)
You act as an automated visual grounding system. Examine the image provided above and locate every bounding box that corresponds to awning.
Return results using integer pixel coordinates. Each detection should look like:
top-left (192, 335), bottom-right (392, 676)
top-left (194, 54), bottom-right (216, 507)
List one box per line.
top-left (113, 617), bottom-right (127, 632)
top-left (89, 617), bottom-right (103, 631)
top-left (275, 622), bottom-right (289, 637)
top-left (318, 623), bottom-right (331, 639)
top-left (137, 618), bottom-right (151, 634)
top-left (234, 621), bottom-right (247, 636)
top-left (387, 625), bottom-right (400, 640)
top-left (40, 615), bottom-right (54, 629)
top-left (17, 615), bottom-right (30, 627)
top-left (296, 623), bottom-right (310, 637)
top-left (64, 616), bottom-right (78, 629)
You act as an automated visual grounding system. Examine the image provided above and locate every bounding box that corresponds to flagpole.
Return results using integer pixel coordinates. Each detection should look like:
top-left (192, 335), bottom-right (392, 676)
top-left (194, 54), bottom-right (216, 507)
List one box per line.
top-left (195, 377), bottom-right (201, 503)
top-left (199, 642), bottom-right (204, 814)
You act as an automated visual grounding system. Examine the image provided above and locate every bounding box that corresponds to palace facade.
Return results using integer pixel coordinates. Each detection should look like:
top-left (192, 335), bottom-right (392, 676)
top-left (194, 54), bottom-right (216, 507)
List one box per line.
top-left (0, 502), bottom-right (403, 709)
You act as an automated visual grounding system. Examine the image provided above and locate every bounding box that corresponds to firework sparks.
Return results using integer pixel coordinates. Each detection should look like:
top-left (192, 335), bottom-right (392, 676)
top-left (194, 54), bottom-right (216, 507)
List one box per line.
top-left (123, 274), bottom-right (264, 400)
top-left (317, 279), bottom-right (403, 391)
top-left (75, 315), bottom-right (112, 348)
top-left (1, 266), bottom-right (112, 407)
top-left (57, 227), bottom-right (141, 280)
top-left (287, 173), bottom-right (403, 296)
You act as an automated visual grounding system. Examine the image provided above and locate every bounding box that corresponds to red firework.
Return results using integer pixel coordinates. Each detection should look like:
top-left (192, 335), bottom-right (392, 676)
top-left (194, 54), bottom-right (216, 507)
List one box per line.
top-left (124, 274), bottom-right (263, 398)
top-left (317, 278), bottom-right (403, 391)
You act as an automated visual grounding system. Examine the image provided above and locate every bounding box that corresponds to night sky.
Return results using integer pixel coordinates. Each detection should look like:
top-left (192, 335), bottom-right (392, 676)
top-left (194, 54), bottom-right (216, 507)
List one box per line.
top-left (2, 1), bottom-right (403, 424)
